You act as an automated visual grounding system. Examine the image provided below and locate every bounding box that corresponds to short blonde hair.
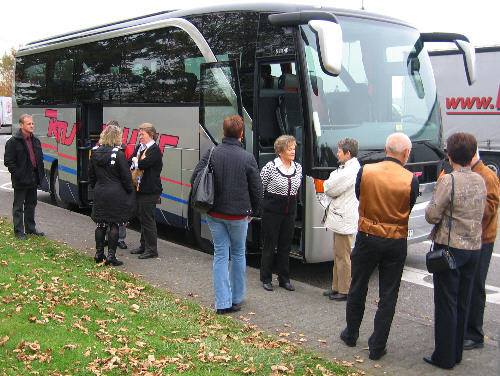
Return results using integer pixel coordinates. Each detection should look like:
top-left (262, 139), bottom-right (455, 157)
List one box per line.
top-left (274, 135), bottom-right (296, 155)
top-left (99, 124), bottom-right (122, 147)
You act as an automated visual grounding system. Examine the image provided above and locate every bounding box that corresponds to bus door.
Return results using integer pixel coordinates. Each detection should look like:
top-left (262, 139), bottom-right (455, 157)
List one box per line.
top-left (76, 103), bottom-right (103, 206)
top-left (193, 61), bottom-right (244, 249)
top-left (199, 61), bottom-right (243, 145)
top-left (255, 60), bottom-right (305, 257)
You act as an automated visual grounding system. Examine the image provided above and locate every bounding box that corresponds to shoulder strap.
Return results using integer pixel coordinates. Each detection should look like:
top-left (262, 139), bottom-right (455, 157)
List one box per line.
top-left (446, 174), bottom-right (454, 246)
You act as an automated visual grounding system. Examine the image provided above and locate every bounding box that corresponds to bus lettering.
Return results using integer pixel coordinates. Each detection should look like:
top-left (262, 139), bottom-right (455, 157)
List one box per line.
top-left (45, 109), bottom-right (80, 145)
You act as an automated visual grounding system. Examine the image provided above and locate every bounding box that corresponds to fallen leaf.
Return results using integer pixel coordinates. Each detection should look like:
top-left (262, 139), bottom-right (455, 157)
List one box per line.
top-left (0, 336), bottom-right (9, 346)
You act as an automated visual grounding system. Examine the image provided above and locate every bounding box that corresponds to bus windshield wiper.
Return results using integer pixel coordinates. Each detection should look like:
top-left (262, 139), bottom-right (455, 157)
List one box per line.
top-left (412, 139), bottom-right (446, 159)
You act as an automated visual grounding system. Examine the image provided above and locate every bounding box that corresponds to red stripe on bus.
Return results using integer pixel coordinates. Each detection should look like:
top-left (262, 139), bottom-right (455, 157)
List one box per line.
top-left (160, 176), bottom-right (192, 188)
top-left (41, 142), bottom-right (57, 150)
top-left (45, 109), bottom-right (58, 118)
top-left (58, 152), bottom-right (77, 161)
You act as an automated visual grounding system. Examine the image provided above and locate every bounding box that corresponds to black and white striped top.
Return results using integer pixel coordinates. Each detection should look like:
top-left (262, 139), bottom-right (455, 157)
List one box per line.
top-left (260, 158), bottom-right (302, 215)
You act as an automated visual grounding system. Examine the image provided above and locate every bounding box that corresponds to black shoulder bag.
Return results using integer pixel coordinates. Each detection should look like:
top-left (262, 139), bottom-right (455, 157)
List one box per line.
top-left (191, 147), bottom-right (215, 213)
top-left (426, 174), bottom-right (457, 273)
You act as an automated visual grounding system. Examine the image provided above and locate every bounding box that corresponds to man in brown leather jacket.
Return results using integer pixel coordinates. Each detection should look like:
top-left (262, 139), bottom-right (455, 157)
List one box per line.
top-left (464, 151), bottom-right (500, 350)
top-left (339, 133), bottom-right (419, 361)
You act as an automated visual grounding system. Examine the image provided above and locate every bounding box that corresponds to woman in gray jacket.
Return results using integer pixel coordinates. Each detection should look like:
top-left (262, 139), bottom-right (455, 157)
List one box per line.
top-left (424, 133), bottom-right (486, 369)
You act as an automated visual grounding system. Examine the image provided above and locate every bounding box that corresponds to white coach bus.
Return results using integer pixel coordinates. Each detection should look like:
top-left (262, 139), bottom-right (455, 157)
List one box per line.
top-left (12, 3), bottom-right (475, 262)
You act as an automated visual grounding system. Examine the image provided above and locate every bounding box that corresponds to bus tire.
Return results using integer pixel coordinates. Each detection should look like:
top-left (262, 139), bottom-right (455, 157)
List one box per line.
top-left (482, 154), bottom-right (500, 177)
top-left (50, 164), bottom-right (72, 209)
top-left (187, 204), bottom-right (213, 254)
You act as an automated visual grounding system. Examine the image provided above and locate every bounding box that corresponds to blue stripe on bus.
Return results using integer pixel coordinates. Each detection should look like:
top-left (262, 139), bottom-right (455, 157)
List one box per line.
top-left (58, 165), bottom-right (77, 175)
top-left (43, 154), bottom-right (56, 163)
top-left (161, 193), bottom-right (188, 205)
top-left (201, 219), bottom-right (207, 223)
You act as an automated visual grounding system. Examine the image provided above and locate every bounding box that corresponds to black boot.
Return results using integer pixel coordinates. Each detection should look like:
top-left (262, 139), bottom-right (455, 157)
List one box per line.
top-left (94, 227), bottom-right (106, 263)
top-left (106, 248), bottom-right (123, 266)
top-left (106, 224), bottom-right (123, 266)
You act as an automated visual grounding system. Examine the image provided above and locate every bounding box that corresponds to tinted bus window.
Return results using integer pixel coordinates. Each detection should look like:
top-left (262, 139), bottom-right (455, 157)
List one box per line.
top-left (52, 58), bottom-right (74, 104)
top-left (15, 55), bottom-right (47, 106)
top-left (120, 27), bottom-right (201, 104)
top-left (74, 39), bottom-right (122, 104)
top-left (187, 11), bottom-right (259, 117)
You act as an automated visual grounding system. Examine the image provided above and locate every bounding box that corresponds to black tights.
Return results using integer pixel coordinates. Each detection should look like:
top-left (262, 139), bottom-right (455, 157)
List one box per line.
top-left (95, 223), bottom-right (119, 251)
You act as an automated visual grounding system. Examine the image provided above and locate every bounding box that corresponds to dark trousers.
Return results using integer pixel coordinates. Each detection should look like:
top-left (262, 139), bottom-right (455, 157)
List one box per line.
top-left (432, 247), bottom-right (479, 368)
top-left (260, 211), bottom-right (295, 284)
top-left (137, 193), bottom-right (158, 255)
top-left (13, 186), bottom-right (37, 236)
top-left (466, 242), bottom-right (494, 343)
top-left (345, 232), bottom-right (407, 352)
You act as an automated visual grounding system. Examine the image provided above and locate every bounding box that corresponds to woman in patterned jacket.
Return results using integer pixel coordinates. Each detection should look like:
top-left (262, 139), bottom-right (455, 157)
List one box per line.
top-left (260, 135), bottom-right (303, 292)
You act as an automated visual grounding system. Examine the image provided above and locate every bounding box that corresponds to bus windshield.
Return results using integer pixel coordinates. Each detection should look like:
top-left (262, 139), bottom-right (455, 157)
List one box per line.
top-left (301, 17), bottom-right (440, 167)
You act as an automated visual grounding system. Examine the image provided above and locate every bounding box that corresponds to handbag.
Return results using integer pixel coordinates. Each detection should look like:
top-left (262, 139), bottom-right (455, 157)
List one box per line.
top-left (426, 174), bottom-right (457, 273)
top-left (191, 147), bottom-right (215, 213)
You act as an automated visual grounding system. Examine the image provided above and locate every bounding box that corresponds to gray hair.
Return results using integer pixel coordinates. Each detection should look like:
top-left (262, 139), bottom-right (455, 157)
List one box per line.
top-left (385, 133), bottom-right (411, 156)
top-left (338, 138), bottom-right (359, 157)
top-left (274, 135), bottom-right (296, 155)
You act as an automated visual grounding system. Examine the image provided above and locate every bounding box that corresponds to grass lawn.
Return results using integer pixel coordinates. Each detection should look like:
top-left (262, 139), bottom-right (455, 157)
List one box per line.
top-left (0, 217), bottom-right (363, 375)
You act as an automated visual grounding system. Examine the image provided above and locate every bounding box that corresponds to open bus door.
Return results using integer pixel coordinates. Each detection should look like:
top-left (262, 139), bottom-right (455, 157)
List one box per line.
top-left (76, 103), bottom-right (103, 207)
top-left (190, 60), bottom-right (244, 251)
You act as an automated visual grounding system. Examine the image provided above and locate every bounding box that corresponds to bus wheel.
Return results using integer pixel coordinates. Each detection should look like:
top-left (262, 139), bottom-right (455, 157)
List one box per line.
top-left (482, 155), bottom-right (500, 177)
top-left (188, 206), bottom-right (213, 254)
top-left (50, 166), bottom-right (72, 209)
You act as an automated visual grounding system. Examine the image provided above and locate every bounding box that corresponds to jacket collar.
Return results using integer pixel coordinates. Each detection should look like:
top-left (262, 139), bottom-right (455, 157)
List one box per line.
top-left (384, 156), bottom-right (403, 166)
top-left (221, 137), bottom-right (243, 148)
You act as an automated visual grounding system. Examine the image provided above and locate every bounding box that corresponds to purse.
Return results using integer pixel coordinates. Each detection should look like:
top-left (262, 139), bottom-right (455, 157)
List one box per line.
top-left (426, 174), bottom-right (457, 273)
top-left (191, 147), bottom-right (215, 213)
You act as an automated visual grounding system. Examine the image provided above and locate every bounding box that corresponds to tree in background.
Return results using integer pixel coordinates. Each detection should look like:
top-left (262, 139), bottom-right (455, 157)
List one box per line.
top-left (0, 49), bottom-right (16, 97)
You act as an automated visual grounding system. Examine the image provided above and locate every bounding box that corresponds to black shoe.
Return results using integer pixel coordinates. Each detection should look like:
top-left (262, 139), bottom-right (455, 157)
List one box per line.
top-left (329, 293), bottom-right (347, 301)
top-left (423, 356), bottom-right (454, 369)
top-left (340, 328), bottom-right (357, 347)
top-left (117, 241), bottom-right (128, 249)
top-left (94, 252), bottom-right (106, 263)
top-left (105, 257), bottom-right (123, 266)
top-left (27, 230), bottom-right (44, 236)
top-left (263, 282), bottom-right (274, 291)
top-left (323, 289), bottom-right (338, 296)
top-left (15, 233), bottom-right (28, 240)
top-left (369, 348), bottom-right (387, 360)
top-left (216, 305), bottom-right (241, 315)
top-left (279, 282), bottom-right (295, 291)
top-left (130, 248), bottom-right (144, 254)
top-left (138, 252), bottom-right (158, 259)
top-left (463, 339), bottom-right (484, 350)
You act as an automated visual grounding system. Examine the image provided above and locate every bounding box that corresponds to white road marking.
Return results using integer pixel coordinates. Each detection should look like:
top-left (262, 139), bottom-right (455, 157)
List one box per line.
top-left (402, 266), bottom-right (500, 305)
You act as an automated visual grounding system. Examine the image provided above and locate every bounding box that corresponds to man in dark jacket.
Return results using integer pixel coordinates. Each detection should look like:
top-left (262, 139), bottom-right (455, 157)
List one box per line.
top-left (4, 114), bottom-right (45, 239)
top-left (129, 123), bottom-right (163, 259)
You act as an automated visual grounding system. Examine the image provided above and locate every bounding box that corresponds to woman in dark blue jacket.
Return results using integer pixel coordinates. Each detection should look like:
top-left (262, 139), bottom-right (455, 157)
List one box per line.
top-left (191, 115), bottom-right (262, 314)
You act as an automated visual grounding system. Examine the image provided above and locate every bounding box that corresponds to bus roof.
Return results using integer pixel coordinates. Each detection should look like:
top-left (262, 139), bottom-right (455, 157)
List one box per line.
top-left (19, 2), bottom-right (413, 55)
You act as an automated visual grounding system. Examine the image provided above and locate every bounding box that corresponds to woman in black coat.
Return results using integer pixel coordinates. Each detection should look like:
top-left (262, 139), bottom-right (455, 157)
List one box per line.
top-left (89, 124), bottom-right (135, 266)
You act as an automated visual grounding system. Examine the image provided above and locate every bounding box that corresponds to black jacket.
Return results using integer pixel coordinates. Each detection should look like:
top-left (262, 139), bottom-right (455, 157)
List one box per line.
top-left (4, 129), bottom-right (45, 189)
top-left (89, 145), bottom-right (136, 223)
top-left (130, 143), bottom-right (163, 195)
top-left (191, 137), bottom-right (262, 216)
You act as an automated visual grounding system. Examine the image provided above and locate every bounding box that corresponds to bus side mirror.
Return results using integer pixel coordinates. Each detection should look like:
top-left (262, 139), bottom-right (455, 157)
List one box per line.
top-left (455, 39), bottom-right (476, 85)
top-left (308, 20), bottom-right (343, 76)
top-left (421, 32), bottom-right (476, 85)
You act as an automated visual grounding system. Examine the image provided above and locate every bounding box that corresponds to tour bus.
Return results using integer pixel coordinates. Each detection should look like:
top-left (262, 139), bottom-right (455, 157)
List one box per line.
top-left (12, 3), bottom-right (475, 262)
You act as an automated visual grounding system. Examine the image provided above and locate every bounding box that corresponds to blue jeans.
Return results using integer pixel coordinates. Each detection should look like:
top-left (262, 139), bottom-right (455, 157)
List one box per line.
top-left (206, 215), bottom-right (248, 309)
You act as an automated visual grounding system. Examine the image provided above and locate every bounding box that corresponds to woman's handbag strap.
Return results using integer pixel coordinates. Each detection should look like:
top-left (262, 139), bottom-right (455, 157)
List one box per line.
top-left (447, 174), bottom-right (455, 247)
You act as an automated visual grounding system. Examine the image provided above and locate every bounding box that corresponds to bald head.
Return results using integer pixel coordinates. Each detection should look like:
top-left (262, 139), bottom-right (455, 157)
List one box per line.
top-left (385, 133), bottom-right (412, 164)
